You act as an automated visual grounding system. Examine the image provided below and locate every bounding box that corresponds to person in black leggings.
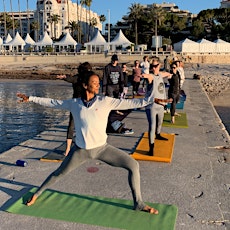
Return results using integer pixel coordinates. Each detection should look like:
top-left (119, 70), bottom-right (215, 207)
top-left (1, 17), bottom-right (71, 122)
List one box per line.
top-left (56, 62), bottom-right (92, 155)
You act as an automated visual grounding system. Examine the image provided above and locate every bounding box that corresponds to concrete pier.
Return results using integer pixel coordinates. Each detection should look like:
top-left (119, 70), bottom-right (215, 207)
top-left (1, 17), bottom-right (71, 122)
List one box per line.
top-left (0, 71), bottom-right (229, 230)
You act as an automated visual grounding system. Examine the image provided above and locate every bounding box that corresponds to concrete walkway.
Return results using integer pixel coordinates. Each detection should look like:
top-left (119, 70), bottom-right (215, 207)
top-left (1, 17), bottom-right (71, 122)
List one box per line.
top-left (0, 71), bottom-right (229, 230)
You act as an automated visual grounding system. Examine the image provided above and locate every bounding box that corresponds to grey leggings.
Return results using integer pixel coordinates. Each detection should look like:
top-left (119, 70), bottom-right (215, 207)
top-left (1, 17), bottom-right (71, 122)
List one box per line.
top-left (34, 143), bottom-right (146, 210)
top-left (145, 105), bottom-right (164, 144)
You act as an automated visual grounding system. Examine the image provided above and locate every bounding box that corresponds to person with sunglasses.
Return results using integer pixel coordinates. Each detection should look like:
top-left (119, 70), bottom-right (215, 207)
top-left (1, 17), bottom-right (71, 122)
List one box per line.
top-left (168, 62), bottom-right (181, 124)
top-left (141, 57), bottom-right (172, 156)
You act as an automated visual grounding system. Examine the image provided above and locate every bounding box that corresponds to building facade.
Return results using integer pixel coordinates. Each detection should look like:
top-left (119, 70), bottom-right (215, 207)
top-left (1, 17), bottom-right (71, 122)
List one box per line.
top-left (221, 0), bottom-right (230, 8)
top-left (0, 0), bottom-right (102, 42)
top-left (36, 0), bottom-right (102, 42)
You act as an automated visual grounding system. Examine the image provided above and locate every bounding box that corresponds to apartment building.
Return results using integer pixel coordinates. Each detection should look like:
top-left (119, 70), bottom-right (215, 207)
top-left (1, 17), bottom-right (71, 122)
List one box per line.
top-left (0, 0), bottom-right (102, 42)
top-left (221, 0), bottom-right (230, 8)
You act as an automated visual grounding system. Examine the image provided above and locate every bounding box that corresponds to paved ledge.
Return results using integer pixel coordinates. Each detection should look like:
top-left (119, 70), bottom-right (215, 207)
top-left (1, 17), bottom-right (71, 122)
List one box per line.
top-left (0, 72), bottom-right (229, 230)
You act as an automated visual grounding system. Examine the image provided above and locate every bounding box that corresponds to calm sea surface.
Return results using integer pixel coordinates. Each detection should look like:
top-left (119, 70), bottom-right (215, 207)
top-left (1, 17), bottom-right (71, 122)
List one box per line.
top-left (0, 79), bottom-right (72, 154)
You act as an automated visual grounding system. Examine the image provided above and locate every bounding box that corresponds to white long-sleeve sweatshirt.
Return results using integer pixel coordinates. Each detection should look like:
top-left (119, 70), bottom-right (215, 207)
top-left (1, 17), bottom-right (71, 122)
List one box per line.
top-left (29, 96), bottom-right (153, 149)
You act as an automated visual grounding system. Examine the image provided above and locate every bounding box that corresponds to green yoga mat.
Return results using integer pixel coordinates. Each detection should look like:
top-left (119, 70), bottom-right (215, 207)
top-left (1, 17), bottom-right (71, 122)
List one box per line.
top-left (163, 112), bottom-right (188, 128)
top-left (5, 188), bottom-right (178, 230)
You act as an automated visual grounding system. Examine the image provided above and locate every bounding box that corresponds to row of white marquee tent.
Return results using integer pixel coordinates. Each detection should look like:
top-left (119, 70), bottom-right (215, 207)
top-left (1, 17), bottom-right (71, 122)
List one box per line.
top-left (174, 38), bottom-right (230, 53)
top-left (2, 30), bottom-right (229, 53)
top-left (0, 29), bottom-right (134, 53)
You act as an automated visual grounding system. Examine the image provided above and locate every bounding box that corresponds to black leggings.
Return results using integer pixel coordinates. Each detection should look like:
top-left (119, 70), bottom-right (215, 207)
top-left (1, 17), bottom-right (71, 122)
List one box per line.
top-left (66, 113), bottom-right (74, 139)
top-left (169, 93), bottom-right (180, 116)
top-left (132, 81), bottom-right (140, 93)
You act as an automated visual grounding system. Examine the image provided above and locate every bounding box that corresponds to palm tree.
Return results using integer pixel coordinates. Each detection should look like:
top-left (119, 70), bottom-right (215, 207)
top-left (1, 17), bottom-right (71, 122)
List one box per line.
top-left (79, 0), bottom-right (85, 43)
top-left (67, 0), bottom-right (70, 29)
top-left (2, 0), bottom-right (7, 37)
top-left (76, 0), bottom-right (80, 42)
top-left (31, 20), bottom-right (39, 41)
top-left (26, 0), bottom-right (30, 34)
top-left (85, 0), bottom-right (93, 41)
top-left (18, 0), bottom-right (22, 35)
top-left (0, 13), bottom-right (15, 36)
top-left (80, 0), bottom-right (88, 42)
top-left (49, 14), bottom-right (61, 39)
top-left (10, 0), bottom-right (15, 36)
top-left (128, 3), bottom-right (144, 46)
top-left (148, 4), bottom-right (166, 55)
top-left (90, 17), bottom-right (97, 37)
top-left (68, 20), bottom-right (78, 38)
top-left (80, 0), bottom-right (92, 42)
top-left (99, 14), bottom-right (106, 34)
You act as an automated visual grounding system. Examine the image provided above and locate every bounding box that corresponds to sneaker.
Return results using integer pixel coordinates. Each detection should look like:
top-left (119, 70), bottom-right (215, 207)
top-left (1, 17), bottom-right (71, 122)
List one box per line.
top-left (122, 128), bottom-right (134, 135)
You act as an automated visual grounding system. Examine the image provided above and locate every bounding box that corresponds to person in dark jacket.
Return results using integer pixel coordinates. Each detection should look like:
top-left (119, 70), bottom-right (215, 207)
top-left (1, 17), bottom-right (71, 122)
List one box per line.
top-left (103, 54), bottom-right (124, 97)
top-left (168, 62), bottom-right (181, 124)
top-left (56, 62), bottom-right (92, 155)
top-left (103, 55), bottom-right (133, 134)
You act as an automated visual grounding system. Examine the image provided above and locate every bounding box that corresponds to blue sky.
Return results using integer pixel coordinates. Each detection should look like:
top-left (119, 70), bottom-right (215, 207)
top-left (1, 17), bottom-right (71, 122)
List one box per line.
top-left (1, 0), bottom-right (221, 24)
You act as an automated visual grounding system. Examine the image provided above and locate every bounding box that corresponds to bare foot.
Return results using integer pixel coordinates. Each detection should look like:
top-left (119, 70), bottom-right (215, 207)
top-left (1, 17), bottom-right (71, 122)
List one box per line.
top-left (142, 205), bottom-right (159, 214)
top-left (171, 116), bottom-right (175, 124)
top-left (26, 194), bottom-right (38, 206)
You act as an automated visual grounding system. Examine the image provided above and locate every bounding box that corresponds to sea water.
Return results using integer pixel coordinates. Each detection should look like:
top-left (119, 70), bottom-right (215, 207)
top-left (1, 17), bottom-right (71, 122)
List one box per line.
top-left (0, 79), bottom-right (72, 154)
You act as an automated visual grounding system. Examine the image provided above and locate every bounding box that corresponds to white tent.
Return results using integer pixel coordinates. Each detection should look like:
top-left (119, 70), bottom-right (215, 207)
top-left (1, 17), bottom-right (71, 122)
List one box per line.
top-left (3, 32), bottom-right (26, 52)
top-left (197, 38), bottom-right (216, 53)
top-left (24, 33), bottom-right (35, 45)
top-left (53, 32), bottom-right (77, 52)
top-left (109, 30), bottom-right (133, 51)
top-left (35, 31), bottom-right (53, 51)
top-left (84, 30), bottom-right (107, 53)
top-left (173, 38), bottom-right (199, 53)
top-left (24, 33), bottom-right (36, 51)
top-left (214, 38), bottom-right (230, 53)
top-left (4, 33), bottom-right (12, 44)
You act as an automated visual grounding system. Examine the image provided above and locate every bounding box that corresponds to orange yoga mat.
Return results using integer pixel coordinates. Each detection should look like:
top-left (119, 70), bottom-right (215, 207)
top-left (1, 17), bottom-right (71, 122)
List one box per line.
top-left (131, 132), bottom-right (175, 163)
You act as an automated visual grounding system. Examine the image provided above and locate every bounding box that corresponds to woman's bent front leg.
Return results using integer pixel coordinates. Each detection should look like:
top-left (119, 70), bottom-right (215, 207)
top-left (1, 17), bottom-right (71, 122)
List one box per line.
top-left (26, 146), bottom-right (89, 205)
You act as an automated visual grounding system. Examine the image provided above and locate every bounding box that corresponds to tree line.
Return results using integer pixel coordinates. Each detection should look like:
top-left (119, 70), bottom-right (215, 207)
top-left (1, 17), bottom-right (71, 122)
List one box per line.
top-left (0, 1), bottom-right (229, 48)
top-left (122, 3), bottom-right (230, 49)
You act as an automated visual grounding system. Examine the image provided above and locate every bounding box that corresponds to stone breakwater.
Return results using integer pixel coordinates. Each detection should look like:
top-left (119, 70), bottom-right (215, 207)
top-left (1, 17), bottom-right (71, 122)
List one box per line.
top-left (200, 75), bottom-right (230, 100)
top-left (187, 64), bottom-right (230, 100)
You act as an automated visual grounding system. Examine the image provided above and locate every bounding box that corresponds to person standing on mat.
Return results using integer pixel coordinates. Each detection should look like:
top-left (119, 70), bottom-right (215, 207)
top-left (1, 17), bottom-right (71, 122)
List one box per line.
top-left (132, 60), bottom-right (142, 96)
top-left (56, 62), bottom-right (92, 156)
top-left (168, 62), bottom-right (181, 124)
top-left (17, 70), bottom-right (159, 214)
top-left (140, 55), bottom-right (150, 90)
top-left (121, 63), bottom-right (129, 99)
top-left (142, 57), bottom-right (172, 156)
top-left (103, 54), bottom-right (133, 135)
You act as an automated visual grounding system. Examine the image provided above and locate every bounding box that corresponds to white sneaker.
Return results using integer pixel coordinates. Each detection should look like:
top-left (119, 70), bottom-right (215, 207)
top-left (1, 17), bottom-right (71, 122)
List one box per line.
top-left (122, 129), bottom-right (134, 135)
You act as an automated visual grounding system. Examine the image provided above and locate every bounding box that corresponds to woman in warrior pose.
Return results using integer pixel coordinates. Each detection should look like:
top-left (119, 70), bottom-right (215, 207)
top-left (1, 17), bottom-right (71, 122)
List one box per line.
top-left (17, 70), bottom-right (159, 214)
